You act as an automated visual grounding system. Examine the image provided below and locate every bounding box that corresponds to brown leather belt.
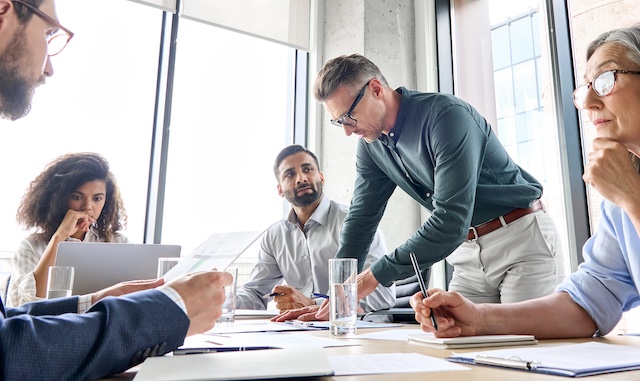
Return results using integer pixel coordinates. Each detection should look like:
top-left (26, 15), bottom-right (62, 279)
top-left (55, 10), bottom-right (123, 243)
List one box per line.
top-left (467, 199), bottom-right (544, 241)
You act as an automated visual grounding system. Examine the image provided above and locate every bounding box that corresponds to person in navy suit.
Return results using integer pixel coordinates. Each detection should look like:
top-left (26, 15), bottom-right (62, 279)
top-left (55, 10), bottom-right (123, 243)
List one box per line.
top-left (0, 1), bottom-right (234, 380)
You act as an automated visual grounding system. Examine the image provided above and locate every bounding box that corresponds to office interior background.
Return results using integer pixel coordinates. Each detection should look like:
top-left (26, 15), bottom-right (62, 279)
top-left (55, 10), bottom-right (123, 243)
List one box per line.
top-left (0, 0), bottom-right (638, 329)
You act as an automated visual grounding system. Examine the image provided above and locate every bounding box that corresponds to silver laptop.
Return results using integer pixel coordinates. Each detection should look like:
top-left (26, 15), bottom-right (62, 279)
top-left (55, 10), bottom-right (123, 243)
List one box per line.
top-left (56, 242), bottom-right (181, 295)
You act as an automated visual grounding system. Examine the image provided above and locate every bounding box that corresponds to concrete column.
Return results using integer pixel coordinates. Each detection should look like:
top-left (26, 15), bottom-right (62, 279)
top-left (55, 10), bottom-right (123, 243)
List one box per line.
top-left (315, 0), bottom-right (422, 256)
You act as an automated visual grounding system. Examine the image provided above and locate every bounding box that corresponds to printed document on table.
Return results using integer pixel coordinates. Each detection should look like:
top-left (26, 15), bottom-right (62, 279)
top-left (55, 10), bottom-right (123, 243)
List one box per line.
top-left (163, 230), bottom-right (264, 281)
top-left (329, 353), bottom-right (469, 375)
top-left (133, 347), bottom-right (333, 381)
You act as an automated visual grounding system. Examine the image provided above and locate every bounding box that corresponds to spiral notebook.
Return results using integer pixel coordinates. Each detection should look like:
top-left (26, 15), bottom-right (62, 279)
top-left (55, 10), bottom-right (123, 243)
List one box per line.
top-left (408, 334), bottom-right (537, 349)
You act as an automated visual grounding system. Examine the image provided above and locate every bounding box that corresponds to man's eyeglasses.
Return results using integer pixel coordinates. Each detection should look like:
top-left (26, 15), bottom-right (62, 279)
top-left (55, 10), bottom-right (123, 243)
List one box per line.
top-left (12, 0), bottom-right (74, 56)
top-left (572, 69), bottom-right (640, 110)
top-left (330, 80), bottom-right (371, 127)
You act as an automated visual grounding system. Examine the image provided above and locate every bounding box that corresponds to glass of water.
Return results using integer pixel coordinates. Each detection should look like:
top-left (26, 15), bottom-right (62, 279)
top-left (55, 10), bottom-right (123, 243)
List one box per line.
top-left (216, 267), bottom-right (238, 325)
top-left (46, 266), bottom-right (75, 299)
top-left (329, 258), bottom-right (358, 337)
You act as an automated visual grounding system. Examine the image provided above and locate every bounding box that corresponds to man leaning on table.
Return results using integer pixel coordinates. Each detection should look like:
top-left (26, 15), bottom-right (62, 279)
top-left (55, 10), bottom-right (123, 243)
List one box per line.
top-left (0, 1), bottom-right (232, 380)
top-left (411, 23), bottom-right (640, 339)
top-left (314, 53), bottom-right (563, 307)
top-left (236, 145), bottom-right (395, 315)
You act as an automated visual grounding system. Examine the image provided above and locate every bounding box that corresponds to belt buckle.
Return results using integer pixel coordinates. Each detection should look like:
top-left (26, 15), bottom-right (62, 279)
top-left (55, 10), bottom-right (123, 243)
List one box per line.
top-left (468, 226), bottom-right (479, 241)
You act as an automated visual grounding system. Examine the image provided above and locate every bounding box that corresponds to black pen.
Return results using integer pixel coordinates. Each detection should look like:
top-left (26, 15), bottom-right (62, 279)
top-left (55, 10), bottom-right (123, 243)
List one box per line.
top-left (409, 252), bottom-right (438, 331)
top-left (262, 292), bottom-right (285, 298)
top-left (173, 346), bottom-right (279, 355)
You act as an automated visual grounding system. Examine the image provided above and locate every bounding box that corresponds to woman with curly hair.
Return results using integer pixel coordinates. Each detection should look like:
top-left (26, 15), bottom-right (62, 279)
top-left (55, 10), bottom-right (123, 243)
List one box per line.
top-left (7, 152), bottom-right (130, 306)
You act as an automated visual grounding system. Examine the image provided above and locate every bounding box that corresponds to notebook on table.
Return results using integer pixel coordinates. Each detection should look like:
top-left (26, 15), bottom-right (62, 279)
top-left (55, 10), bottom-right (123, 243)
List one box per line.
top-left (408, 334), bottom-right (537, 349)
top-left (55, 242), bottom-right (181, 295)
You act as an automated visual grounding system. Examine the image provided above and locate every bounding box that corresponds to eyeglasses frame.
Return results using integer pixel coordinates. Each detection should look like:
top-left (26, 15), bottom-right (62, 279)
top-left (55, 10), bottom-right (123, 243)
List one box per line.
top-left (11, 0), bottom-right (74, 56)
top-left (573, 69), bottom-right (640, 109)
top-left (330, 80), bottom-right (372, 127)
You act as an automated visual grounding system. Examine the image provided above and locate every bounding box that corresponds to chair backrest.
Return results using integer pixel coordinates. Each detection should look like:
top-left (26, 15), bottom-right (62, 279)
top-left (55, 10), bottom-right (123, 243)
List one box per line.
top-left (393, 267), bottom-right (431, 308)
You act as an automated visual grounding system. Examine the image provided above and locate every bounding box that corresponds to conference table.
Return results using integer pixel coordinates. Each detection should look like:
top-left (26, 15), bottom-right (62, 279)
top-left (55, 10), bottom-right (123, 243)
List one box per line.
top-left (103, 320), bottom-right (640, 381)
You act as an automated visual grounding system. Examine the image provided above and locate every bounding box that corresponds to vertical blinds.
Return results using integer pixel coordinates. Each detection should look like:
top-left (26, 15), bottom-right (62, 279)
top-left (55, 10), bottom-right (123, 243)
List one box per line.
top-left (180, 0), bottom-right (310, 51)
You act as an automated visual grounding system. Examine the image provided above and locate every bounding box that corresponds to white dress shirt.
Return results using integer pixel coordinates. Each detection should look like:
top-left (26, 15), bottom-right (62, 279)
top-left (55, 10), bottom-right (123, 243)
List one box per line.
top-left (7, 226), bottom-right (130, 307)
top-left (236, 195), bottom-right (396, 312)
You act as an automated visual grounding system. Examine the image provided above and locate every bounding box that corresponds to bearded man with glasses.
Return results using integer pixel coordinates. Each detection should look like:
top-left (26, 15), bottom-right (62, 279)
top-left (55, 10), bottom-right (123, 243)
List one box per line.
top-left (0, 1), bottom-right (233, 380)
top-left (302, 53), bottom-right (564, 323)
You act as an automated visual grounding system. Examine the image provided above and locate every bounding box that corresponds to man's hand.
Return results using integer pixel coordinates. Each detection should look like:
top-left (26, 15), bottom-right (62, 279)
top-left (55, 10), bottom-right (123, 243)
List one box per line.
top-left (164, 271), bottom-right (234, 336)
top-left (272, 285), bottom-right (314, 312)
top-left (409, 288), bottom-right (482, 338)
top-left (314, 269), bottom-right (379, 319)
top-left (270, 304), bottom-right (325, 322)
top-left (91, 278), bottom-right (165, 305)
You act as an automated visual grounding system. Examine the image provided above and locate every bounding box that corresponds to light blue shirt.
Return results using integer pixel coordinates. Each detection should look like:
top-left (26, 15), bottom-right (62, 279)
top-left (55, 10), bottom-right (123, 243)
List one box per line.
top-left (557, 200), bottom-right (640, 335)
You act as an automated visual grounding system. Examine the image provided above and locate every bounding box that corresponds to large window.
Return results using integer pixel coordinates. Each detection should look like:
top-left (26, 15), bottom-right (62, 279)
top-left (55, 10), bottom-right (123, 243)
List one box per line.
top-left (161, 18), bottom-right (293, 256)
top-left (0, 1), bottom-right (163, 254)
top-left (0, 0), bottom-right (302, 273)
top-left (450, 0), bottom-right (572, 277)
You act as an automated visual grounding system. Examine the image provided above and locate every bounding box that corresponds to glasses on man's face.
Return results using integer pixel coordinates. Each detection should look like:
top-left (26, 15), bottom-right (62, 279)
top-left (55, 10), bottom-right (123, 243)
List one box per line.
top-left (12, 0), bottom-right (74, 56)
top-left (572, 69), bottom-right (640, 110)
top-left (330, 80), bottom-right (371, 127)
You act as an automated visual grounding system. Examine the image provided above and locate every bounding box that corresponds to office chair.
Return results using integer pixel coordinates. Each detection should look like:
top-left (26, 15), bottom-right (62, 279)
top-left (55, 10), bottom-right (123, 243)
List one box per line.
top-left (361, 267), bottom-right (431, 323)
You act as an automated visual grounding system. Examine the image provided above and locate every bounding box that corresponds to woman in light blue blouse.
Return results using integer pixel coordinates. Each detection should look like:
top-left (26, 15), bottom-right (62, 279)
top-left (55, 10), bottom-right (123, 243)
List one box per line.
top-left (410, 23), bottom-right (640, 338)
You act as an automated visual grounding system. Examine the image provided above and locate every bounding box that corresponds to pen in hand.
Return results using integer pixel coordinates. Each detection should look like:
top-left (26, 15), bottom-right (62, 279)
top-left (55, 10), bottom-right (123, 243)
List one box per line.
top-left (409, 252), bottom-right (438, 332)
top-left (262, 292), bottom-right (285, 298)
top-left (311, 293), bottom-right (329, 299)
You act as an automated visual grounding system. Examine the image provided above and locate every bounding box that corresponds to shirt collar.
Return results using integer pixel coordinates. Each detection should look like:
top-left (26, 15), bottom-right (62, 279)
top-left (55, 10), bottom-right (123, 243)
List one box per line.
top-left (285, 194), bottom-right (330, 228)
top-left (379, 87), bottom-right (408, 145)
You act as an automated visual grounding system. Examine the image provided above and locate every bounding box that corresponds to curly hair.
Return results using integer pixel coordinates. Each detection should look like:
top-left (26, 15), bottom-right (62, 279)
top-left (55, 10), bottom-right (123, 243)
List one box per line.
top-left (16, 152), bottom-right (127, 243)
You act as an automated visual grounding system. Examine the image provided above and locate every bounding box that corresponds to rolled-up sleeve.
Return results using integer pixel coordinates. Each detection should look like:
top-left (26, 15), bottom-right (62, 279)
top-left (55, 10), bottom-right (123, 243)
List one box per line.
top-left (7, 240), bottom-right (44, 307)
top-left (556, 201), bottom-right (640, 336)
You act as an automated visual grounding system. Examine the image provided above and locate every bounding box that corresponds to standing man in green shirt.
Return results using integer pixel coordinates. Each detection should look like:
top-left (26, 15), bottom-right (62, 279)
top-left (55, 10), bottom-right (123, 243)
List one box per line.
top-left (316, 54), bottom-right (562, 306)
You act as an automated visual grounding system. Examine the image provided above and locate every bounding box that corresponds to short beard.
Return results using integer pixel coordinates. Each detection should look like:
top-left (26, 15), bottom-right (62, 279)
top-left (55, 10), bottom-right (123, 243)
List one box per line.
top-left (0, 27), bottom-right (36, 121)
top-left (285, 181), bottom-right (323, 207)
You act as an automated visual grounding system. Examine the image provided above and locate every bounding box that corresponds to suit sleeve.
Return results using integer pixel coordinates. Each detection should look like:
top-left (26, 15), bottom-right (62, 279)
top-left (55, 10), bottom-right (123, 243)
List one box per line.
top-left (0, 289), bottom-right (189, 381)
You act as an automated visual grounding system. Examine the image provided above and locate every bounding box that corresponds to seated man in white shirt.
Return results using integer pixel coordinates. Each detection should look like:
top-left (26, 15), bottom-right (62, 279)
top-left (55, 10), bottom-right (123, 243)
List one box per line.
top-left (236, 145), bottom-right (395, 314)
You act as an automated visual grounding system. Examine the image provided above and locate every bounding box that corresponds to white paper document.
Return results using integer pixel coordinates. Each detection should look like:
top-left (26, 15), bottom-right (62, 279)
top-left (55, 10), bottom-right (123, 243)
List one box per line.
top-left (163, 231), bottom-right (263, 281)
top-left (357, 328), bottom-right (425, 341)
top-left (184, 331), bottom-right (359, 350)
top-left (329, 352), bottom-right (469, 375)
top-left (133, 348), bottom-right (333, 381)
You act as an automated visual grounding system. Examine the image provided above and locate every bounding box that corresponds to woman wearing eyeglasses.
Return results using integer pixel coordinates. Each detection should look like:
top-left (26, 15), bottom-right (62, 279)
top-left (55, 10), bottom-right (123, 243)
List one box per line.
top-left (410, 23), bottom-right (640, 339)
top-left (7, 152), bottom-right (130, 307)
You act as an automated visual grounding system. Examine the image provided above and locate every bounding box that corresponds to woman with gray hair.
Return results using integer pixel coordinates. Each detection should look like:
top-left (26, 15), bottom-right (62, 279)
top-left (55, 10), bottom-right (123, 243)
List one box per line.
top-left (410, 23), bottom-right (640, 339)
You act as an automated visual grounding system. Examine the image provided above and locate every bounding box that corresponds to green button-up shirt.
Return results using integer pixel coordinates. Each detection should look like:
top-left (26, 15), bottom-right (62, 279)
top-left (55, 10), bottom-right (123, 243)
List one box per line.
top-left (336, 88), bottom-right (542, 286)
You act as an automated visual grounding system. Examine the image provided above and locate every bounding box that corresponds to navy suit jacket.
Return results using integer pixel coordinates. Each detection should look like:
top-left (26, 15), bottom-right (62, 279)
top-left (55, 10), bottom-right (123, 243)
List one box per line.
top-left (0, 289), bottom-right (189, 380)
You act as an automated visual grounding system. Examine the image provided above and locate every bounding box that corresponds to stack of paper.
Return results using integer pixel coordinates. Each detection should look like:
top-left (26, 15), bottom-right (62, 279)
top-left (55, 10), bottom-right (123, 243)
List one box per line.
top-left (407, 334), bottom-right (537, 349)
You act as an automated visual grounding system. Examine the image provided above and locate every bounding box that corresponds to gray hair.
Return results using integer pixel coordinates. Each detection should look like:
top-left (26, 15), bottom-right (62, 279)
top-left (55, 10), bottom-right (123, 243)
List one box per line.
top-left (587, 23), bottom-right (640, 66)
top-left (313, 54), bottom-right (389, 102)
